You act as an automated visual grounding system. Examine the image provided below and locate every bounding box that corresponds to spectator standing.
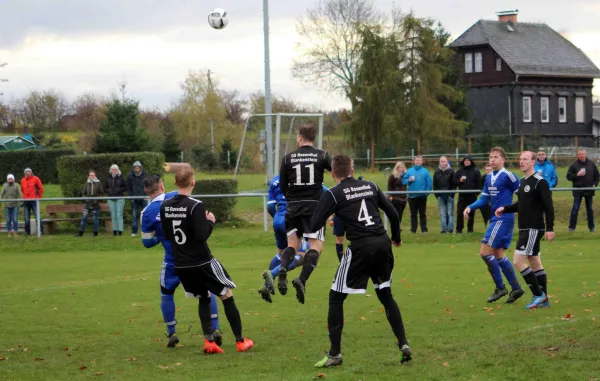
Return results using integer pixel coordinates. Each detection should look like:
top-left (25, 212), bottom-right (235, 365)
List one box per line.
top-left (480, 164), bottom-right (492, 227)
top-left (105, 164), bottom-right (127, 236)
top-left (534, 150), bottom-right (558, 188)
top-left (128, 161), bottom-right (148, 237)
top-left (566, 149), bottom-right (600, 232)
top-left (433, 156), bottom-right (456, 233)
top-left (402, 156), bottom-right (432, 234)
top-left (387, 161), bottom-right (408, 231)
top-left (21, 168), bottom-right (44, 235)
top-left (453, 156), bottom-right (481, 233)
top-left (1, 174), bottom-right (23, 236)
top-left (77, 170), bottom-right (104, 237)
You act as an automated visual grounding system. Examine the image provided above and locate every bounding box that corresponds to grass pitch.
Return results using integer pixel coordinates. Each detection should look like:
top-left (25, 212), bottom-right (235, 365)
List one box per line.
top-left (1, 226), bottom-right (600, 381)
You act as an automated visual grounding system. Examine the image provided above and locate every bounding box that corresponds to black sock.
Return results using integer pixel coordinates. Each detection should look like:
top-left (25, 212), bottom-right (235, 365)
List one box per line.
top-left (299, 249), bottom-right (320, 284)
top-left (376, 288), bottom-right (408, 347)
top-left (198, 296), bottom-right (214, 341)
top-left (222, 297), bottom-right (244, 342)
top-left (535, 269), bottom-right (547, 295)
top-left (328, 290), bottom-right (347, 356)
top-left (520, 267), bottom-right (543, 296)
top-left (280, 247), bottom-right (296, 271)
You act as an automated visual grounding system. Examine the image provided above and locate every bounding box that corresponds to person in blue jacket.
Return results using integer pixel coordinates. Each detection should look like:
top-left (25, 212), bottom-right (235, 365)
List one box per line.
top-left (534, 150), bottom-right (558, 188)
top-left (402, 155), bottom-right (432, 233)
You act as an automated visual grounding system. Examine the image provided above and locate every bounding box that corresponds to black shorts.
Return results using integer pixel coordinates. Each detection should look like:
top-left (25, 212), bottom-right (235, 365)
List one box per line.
top-left (331, 235), bottom-right (394, 294)
top-left (285, 202), bottom-right (325, 241)
top-left (514, 229), bottom-right (544, 256)
top-left (332, 215), bottom-right (345, 237)
top-left (175, 258), bottom-right (236, 298)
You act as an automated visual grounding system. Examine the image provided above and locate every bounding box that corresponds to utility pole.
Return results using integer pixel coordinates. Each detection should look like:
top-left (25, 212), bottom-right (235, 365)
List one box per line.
top-left (207, 69), bottom-right (213, 92)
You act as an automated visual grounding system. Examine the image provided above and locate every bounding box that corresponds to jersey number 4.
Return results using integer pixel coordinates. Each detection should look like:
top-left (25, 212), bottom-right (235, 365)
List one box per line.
top-left (172, 220), bottom-right (187, 244)
top-left (292, 163), bottom-right (315, 185)
top-left (358, 199), bottom-right (375, 226)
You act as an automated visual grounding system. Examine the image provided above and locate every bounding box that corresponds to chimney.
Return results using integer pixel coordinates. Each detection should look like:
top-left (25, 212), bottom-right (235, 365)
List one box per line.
top-left (496, 9), bottom-right (518, 24)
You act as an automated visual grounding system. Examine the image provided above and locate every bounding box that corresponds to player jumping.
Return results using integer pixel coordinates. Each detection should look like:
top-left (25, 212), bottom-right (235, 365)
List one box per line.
top-left (160, 166), bottom-right (253, 354)
top-left (310, 155), bottom-right (411, 367)
top-left (278, 123), bottom-right (332, 304)
top-left (463, 147), bottom-right (525, 304)
top-left (495, 151), bottom-right (554, 309)
top-left (141, 175), bottom-right (222, 347)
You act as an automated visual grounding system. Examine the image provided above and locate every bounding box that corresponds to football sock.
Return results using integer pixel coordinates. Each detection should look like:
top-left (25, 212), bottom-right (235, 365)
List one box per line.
top-left (280, 247), bottom-right (296, 270)
top-left (520, 267), bottom-right (543, 297)
top-left (209, 293), bottom-right (220, 330)
top-left (269, 253), bottom-right (281, 270)
top-left (335, 243), bottom-right (344, 262)
top-left (270, 255), bottom-right (302, 279)
top-left (535, 269), bottom-right (547, 295)
top-left (222, 297), bottom-right (244, 342)
top-left (376, 288), bottom-right (408, 347)
top-left (482, 254), bottom-right (505, 289)
top-left (327, 290), bottom-right (347, 356)
top-left (160, 293), bottom-right (176, 336)
top-left (498, 256), bottom-right (521, 290)
top-left (198, 296), bottom-right (214, 341)
top-left (299, 249), bottom-right (320, 284)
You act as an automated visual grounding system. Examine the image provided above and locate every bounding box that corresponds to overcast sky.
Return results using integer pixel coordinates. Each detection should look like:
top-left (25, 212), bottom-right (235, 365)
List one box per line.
top-left (1, 0), bottom-right (599, 111)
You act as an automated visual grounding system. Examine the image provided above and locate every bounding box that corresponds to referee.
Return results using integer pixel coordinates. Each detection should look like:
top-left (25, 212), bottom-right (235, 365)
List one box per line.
top-left (496, 151), bottom-right (554, 309)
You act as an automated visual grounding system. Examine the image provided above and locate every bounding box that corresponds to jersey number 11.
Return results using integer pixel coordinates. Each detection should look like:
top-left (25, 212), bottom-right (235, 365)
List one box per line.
top-left (292, 163), bottom-right (315, 185)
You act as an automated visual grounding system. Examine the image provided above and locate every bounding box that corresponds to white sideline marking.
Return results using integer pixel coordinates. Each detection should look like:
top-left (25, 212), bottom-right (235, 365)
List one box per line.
top-left (0, 273), bottom-right (154, 295)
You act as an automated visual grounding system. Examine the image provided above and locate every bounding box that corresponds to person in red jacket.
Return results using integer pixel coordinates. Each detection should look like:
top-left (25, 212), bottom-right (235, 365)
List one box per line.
top-left (21, 168), bottom-right (44, 235)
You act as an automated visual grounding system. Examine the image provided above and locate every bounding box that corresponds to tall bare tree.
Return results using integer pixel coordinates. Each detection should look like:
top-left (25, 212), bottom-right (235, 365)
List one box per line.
top-left (12, 90), bottom-right (70, 133)
top-left (292, 0), bottom-right (385, 110)
top-left (219, 89), bottom-right (247, 124)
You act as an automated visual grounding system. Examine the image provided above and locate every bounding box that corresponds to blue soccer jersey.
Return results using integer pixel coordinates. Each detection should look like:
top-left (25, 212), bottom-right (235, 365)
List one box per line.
top-left (268, 175), bottom-right (287, 215)
top-left (482, 168), bottom-right (519, 221)
top-left (141, 191), bottom-right (178, 265)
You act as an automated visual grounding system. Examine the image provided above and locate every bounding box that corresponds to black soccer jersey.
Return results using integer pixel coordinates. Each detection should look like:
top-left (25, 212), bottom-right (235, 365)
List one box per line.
top-left (310, 177), bottom-right (401, 243)
top-left (279, 145), bottom-right (331, 212)
top-left (504, 173), bottom-right (554, 231)
top-left (160, 194), bottom-right (214, 267)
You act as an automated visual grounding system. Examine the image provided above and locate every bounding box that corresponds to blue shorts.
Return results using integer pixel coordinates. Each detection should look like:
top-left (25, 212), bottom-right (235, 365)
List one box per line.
top-left (333, 215), bottom-right (345, 237)
top-left (160, 262), bottom-right (181, 293)
top-left (273, 213), bottom-right (287, 250)
top-left (481, 219), bottom-right (514, 250)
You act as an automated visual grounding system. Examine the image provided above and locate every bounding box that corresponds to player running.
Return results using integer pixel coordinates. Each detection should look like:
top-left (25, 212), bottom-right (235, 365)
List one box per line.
top-left (160, 166), bottom-right (253, 354)
top-left (140, 175), bottom-right (222, 347)
top-left (259, 174), bottom-right (309, 303)
top-left (463, 147), bottom-right (525, 304)
top-left (278, 123), bottom-right (332, 304)
top-left (495, 151), bottom-right (554, 309)
top-left (309, 155), bottom-right (410, 367)
top-left (328, 175), bottom-right (364, 262)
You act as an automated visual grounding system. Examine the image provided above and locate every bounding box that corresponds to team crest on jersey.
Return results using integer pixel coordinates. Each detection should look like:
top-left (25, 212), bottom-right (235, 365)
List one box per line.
top-left (524, 185), bottom-right (530, 193)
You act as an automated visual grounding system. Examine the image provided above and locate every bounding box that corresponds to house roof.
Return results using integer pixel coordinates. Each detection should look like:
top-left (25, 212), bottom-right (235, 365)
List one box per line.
top-left (0, 136), bottom-right (35, 146)
top-left (450, 20), bottom-right (600, 78)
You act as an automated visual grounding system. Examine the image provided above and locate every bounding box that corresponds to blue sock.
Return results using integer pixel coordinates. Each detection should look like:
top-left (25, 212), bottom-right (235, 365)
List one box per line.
top-left (270, 255), bottom-right (302, 279)
top-left (335, 243), bottom-right (344, 262)
top-left (270, 265), bottom-right (281, 279)
top-left (160, 293), bottom-right (176, 336)
top-left (481, 254), bottom-right (505, 289)
top-left (498, 257), bottom-right (521, 290)
top-left (210, 293), bottom-right (220, 330)
top-left (269, 253), bottom-right (281, 270)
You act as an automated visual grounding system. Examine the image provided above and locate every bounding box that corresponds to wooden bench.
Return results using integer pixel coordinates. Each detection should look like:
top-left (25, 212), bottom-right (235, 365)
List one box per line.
top-left (42, 203), bottom-right (112, 234)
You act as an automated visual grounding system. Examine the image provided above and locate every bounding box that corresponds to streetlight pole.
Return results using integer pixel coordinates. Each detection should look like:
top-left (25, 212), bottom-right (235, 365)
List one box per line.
top-left (263, 0), bottom-right (274, 181)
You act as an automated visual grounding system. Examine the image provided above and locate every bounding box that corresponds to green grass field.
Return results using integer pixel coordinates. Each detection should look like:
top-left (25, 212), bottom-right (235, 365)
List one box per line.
top-left (2, 169), bottom-right (600, 380)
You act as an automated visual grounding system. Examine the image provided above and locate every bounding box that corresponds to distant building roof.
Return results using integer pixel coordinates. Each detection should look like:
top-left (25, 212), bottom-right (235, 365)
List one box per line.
top-left (450, 20), bottom-right (600, 78)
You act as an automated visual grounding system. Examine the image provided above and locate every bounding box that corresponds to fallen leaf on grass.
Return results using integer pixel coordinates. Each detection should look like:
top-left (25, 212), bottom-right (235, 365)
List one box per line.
top-left (489, 313), bottom-right (495, 316)
top-left (360, 317), bottom-right (366, 321)
top-left (64, 347), bottom-right (70, 351)
top-left (0, 357), bottom-right (7, 361)
top-left (443, 362), bottom-right (449, 367)
top-left (52, 307), bottom-right (58, 310)
top-left (175, 363), bottom-right (182, 366)
top-left (547, 353), bottom-right (554, 357)
top-left (365, 294), bottom-right (372, 297)
top-left (159, 365), bottom-right (168, 370)
top-left (79, 366), bottom-right (87, 370)
top-left (176, 308), bottom-right (181, 312)
top-left (34, 357), bottom-right (44, 361)
top-left (127, 318), bottom-right (133, 322)
top-left (17, 344), bottom-right (22, 348)
top-left (313, 373), bottom-right (325, 379)
top-left (7, 348), bottom-right (15, 352)
top-left (585, 309), bottom-right (592, 313)
top-left (484, 307), bottom-right (493, 312)
top-left (129, 357), bottom-right (137, 361)
top-left (562, 314), bottom-right (575, 321)
top-left (94, 372), bottom-right (104, 376)
top-left (66, 354), bottom-right (72, 357)
top-left (546, 347), bottom-right (560, 351)
top-left (23, 348), bottom-right (28, 352)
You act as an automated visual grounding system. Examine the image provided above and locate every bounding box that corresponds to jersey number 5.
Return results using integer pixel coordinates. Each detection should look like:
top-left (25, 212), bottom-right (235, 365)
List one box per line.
top-left (292, 163), bottom-right (315, 185)
top-left (358, 199), bottom-right (375, 226)
top-left (172, 220), bottom-right (187, 244)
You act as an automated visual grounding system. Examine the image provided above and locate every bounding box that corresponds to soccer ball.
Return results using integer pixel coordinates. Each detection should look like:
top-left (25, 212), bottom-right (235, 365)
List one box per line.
top-left (208, 8), bottom-right (228, 30)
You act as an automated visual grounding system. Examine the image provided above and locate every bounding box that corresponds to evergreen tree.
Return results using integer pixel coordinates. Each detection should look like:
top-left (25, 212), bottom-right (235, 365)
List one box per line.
top-left (161, 117), bottom-right (180, 162)
top-left (220, 138), bottom-right (236, 170)
top-left (94, 99), bottom-right (153, 153)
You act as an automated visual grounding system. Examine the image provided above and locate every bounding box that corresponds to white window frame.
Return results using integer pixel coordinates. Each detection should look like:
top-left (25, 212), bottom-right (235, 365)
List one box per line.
top-left (575, 96), bottom-right (585, 123)
top-left (523, 96), bottom-right (532, 123)
top-left (465, 53), bottom-right (473, 73)
top-left (558, 97), bottom-right (567, 123)
top-left (540, 97), bottom-right (549, 123)
top-left (496, 57), bottom-right (502, 71)
top-left (474, 52), bottom-right (483, 73)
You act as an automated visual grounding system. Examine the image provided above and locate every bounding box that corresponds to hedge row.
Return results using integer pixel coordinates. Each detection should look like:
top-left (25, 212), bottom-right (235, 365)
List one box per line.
top-left (0, 149), bottom-right (76, 184)
top-left (192, 179), bottom-right (238, 222)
